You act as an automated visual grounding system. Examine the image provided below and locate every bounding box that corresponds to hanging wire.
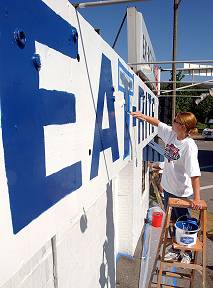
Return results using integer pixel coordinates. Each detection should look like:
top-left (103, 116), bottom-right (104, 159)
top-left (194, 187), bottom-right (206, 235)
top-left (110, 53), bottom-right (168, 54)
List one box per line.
top-left (75, 9), bottom-right (111, 182)
top-left (112, 11), bottom-right (127, 48)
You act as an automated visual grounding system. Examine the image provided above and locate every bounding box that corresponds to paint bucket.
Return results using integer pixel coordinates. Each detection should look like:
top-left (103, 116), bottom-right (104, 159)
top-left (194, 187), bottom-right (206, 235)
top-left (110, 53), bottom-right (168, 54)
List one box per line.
top-left (175, 216), bottom-right (200, 247)
top-left (152, 211), bottom-right (163, 228)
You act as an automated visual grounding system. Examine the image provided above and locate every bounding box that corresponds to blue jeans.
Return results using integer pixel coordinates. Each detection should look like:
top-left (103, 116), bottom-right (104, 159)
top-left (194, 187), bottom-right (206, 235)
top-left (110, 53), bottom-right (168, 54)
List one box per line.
top-left (163, 191), bottom-right (191, 223)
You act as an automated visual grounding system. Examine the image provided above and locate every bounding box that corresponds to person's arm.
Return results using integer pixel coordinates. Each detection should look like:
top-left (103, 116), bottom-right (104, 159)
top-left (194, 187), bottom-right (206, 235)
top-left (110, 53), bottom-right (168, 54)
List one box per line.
top-left (130, 112), bottom-right (160, 126)
top-left (191, 176), bottom-right (202, 210)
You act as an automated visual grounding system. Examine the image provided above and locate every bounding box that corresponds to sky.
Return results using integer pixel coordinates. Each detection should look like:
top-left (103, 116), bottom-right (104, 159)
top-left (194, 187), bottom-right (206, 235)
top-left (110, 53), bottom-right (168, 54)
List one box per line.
top-left (76, 0), bottom-right (213, 82)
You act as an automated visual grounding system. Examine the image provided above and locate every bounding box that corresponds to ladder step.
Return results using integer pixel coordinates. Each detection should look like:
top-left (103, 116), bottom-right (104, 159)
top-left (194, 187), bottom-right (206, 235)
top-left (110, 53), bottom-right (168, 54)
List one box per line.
top-left (151, 282), bottom-right (186, 288)
top-left (162, 261), bottom-right (203, 271)
top-left (162, 270), bottom-right (191, 279)
top-left (168, 198), bottom-right (207, 209)
top-left (173, 238), bottom-right (203, 251)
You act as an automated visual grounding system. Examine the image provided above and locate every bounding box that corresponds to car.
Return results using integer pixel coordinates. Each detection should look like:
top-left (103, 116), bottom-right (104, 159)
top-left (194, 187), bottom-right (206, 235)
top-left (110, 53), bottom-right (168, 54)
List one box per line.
top-left (202, 119), bottom-right (213, 139)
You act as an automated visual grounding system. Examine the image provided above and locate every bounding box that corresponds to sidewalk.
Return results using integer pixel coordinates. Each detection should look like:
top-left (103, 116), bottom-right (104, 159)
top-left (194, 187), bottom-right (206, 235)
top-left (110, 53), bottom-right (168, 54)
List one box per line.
top-left (116, 208), bottom-right (165, 288)
top-left (138, 215), bottom-right (165, 288)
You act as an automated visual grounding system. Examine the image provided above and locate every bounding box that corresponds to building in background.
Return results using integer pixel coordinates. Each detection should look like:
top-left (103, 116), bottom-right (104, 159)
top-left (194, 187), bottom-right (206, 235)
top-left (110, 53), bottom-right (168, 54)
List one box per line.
top-left (127, 7), bottom-right (161, 96)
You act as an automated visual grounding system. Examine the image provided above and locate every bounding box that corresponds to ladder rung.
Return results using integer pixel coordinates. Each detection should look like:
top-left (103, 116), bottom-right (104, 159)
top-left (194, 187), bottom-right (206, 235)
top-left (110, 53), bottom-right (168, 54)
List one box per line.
top-left (162, 260), bottom-right (203, 271)
top-left (151, 282), bottom-right (186, 288)
top-left (168, 198), bottom-right (207, 209)
top-left (173, 238), bottom-right (203, 251)
top-left (162, 270), bottom-right (191, 279)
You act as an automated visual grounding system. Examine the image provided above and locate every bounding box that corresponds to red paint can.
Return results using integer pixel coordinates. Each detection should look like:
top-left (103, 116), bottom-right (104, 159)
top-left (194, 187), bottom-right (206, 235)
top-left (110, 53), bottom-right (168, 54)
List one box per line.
top-left (152, 211), bottom-right (163, 228)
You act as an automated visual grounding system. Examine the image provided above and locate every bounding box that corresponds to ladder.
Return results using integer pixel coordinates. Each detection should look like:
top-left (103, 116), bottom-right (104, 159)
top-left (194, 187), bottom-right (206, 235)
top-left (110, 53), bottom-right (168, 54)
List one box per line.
top-left (149, 197), bottom-right (207, 288)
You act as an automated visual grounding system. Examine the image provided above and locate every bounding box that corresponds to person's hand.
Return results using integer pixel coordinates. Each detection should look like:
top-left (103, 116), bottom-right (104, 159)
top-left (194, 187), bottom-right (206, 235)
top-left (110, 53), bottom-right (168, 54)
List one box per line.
top-left (130, 111), bottom-right (146, 121)
top-left (191, 199), bottom-right (202, 210)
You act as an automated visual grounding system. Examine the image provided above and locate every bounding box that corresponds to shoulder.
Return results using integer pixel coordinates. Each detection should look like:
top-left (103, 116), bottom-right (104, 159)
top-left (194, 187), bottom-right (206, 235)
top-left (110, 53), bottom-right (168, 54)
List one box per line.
top-left (158, 122), bottom-right (173, 135)
top-left (158, 122), bottom-right (176, 144)
top-left (158, 122), bottom-right (172, 130)
top-left (185, 138), bottom-right (198, 152)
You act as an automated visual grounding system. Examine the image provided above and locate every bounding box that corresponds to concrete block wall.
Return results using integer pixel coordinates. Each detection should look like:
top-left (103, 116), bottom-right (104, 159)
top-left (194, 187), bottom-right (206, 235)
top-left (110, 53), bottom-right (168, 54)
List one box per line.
top-left (2, 241), bottom-right (54, 288)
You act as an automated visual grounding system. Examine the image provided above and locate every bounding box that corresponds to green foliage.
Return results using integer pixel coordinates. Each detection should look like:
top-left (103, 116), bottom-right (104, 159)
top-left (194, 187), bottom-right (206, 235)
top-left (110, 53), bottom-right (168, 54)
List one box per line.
top-left (196, 122), bottom-right (207, 133)
top-left (176, 96), bottom-right (193, 113)
top-left (197, 122), bottom-right (206, 129)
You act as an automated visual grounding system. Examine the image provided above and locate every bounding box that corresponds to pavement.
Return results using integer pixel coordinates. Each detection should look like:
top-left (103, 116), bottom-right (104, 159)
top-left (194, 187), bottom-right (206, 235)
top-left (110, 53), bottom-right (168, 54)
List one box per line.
top-left (194, 138), bottom-right (213, 287)
top-left (116, 138), bottom-right (213, 288)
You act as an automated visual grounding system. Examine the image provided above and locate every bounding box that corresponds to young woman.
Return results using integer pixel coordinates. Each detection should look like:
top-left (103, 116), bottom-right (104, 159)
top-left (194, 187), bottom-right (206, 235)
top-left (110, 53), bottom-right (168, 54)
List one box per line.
top-left (130, 111), bottom-right (202, 263)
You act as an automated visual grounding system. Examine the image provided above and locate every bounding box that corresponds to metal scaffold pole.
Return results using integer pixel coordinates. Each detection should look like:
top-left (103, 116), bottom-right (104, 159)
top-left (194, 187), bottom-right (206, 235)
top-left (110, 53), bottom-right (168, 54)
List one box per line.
top-left (73, 0), bottom-right (148, 9)
top-left (172, 0), bottom-right (180, 120)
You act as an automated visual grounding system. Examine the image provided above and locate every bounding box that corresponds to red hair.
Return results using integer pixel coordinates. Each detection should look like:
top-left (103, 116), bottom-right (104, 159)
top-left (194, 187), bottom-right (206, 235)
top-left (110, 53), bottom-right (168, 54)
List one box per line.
top-left (176, 112), bottom-right (198, 135)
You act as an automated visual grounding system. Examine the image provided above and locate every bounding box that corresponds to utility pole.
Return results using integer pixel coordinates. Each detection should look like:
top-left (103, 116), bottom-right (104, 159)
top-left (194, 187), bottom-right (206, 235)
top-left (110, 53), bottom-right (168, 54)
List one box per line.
top-left (172, 0), bottom-right (181, 120)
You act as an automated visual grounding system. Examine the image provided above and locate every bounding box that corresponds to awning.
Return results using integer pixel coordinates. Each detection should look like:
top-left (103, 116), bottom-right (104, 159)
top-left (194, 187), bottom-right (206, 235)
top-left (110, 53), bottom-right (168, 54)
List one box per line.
top-left (143, 140), bottom-right (164, 162)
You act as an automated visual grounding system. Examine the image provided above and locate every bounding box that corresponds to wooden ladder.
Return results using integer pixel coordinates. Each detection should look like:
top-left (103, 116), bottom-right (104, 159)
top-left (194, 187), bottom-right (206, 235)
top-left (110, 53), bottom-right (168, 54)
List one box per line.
top-left (149, 197), bottom-right (207, 288)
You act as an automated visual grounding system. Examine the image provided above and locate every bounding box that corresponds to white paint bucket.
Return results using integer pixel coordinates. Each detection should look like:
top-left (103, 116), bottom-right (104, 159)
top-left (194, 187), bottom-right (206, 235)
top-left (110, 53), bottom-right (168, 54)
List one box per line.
top-left (175, 217), bottom-right (200, 247)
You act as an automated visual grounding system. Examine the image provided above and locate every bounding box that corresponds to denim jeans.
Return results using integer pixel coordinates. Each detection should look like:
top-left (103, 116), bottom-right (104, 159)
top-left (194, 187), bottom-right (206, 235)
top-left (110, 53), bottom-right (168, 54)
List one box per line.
top-left (163, 191), bottom-right (191, 223)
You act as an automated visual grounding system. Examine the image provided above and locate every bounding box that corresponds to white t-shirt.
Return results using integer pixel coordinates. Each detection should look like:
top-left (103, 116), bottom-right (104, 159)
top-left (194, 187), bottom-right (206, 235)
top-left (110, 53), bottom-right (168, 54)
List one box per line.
top-left (158, 122), bottom-right (201, 197)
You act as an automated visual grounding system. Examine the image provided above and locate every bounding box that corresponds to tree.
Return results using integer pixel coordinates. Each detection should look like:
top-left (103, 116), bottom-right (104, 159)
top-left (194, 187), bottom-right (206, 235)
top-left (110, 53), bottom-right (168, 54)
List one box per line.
top-left (175, 71), bottom-right (194, 114)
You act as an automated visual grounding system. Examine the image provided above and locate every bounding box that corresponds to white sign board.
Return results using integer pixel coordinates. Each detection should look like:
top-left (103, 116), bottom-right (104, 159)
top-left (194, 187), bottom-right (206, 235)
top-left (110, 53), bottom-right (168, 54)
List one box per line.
top-left (0, 0), bottom-right (158, 285)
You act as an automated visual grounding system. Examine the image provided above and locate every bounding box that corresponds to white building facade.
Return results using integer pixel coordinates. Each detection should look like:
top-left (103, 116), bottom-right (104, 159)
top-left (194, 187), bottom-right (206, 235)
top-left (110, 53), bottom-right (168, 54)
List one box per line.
top-left (0, 1), bottom-right (158, 287)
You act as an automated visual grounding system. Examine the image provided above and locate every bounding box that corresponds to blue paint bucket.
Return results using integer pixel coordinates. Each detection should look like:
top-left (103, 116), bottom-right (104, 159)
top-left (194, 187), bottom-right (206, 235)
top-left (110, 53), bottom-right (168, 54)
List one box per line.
top-left (175, 216), bottom-right (200, 247)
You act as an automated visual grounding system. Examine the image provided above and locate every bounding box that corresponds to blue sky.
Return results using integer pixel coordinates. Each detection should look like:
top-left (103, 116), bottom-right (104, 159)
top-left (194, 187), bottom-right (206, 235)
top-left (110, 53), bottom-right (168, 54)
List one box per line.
top-left (77, 0), bottom-right (213, 81)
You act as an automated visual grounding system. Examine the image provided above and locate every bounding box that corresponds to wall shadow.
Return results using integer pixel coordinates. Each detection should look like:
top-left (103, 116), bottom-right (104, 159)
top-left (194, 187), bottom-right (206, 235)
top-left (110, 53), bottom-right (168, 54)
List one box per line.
top-left (80, 208), bottom-right (88, 233)
top-left (99, 181), bottom-right (115, 287)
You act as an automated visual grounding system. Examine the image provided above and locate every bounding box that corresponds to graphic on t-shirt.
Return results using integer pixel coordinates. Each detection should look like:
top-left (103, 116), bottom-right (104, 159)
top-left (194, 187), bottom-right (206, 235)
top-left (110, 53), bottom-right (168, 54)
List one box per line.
top-left (164, 143), bottom-right (180, 161)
